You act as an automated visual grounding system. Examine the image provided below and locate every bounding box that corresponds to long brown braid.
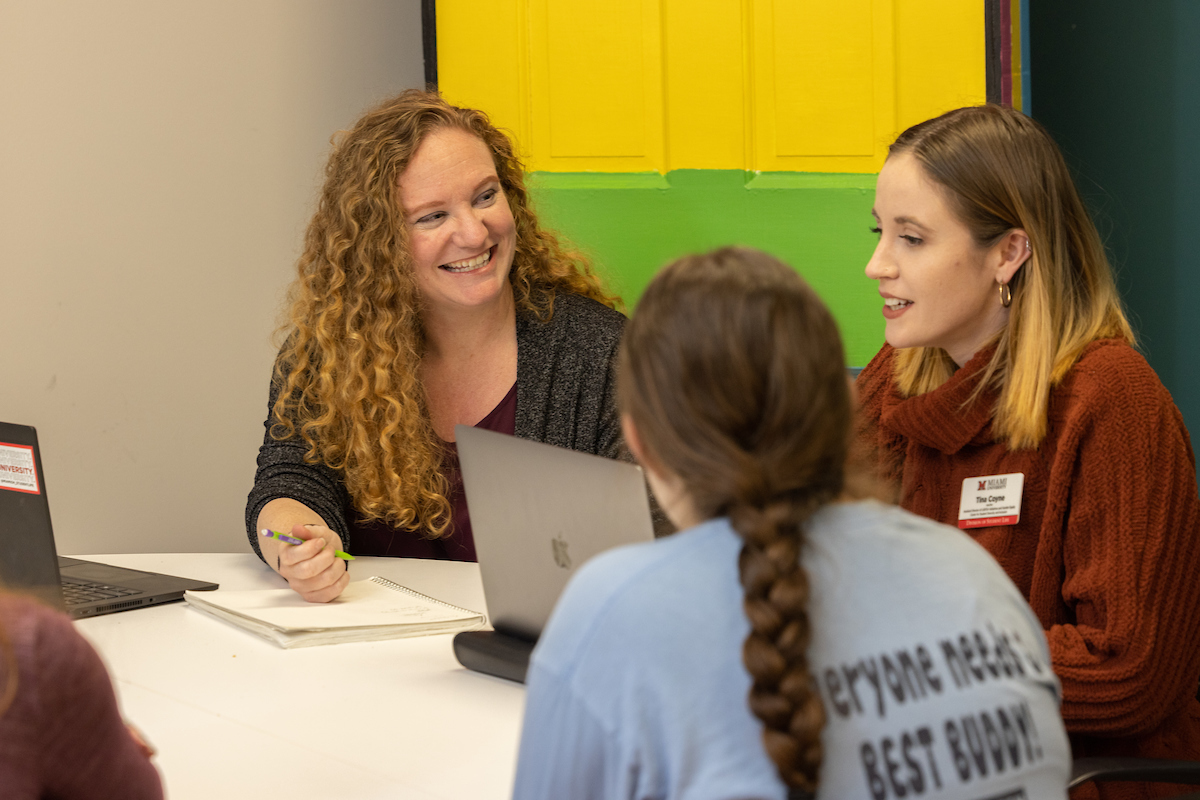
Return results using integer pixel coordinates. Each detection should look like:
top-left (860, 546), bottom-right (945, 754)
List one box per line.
top-left (617, 247), bottom-right (852, 795)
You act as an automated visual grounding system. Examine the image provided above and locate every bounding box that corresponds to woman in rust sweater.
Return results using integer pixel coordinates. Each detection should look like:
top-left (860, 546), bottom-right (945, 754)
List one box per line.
top-left (856, 104), bottom-right (1200, 799)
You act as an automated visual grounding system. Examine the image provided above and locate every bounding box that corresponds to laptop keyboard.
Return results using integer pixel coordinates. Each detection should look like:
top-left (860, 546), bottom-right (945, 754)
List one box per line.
top-left (61, 575), bottom-right (141, 606)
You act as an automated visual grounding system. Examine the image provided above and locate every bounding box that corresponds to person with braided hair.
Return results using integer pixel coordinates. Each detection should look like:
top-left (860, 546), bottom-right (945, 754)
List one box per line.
top-left (857, 105), bottom-right (1200, 798)
top-left (513, 247), bottom-right (1070, 799)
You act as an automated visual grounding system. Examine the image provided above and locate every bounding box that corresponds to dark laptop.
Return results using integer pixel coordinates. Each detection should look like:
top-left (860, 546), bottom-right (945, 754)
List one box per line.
top-left (452, 426), bottom-right (655, 682)
top-left (0, 421), bottom-right (217, 618)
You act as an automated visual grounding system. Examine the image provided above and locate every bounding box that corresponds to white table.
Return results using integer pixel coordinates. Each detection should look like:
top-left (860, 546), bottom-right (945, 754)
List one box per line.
top-left (72, 553), bottom-right (525, 800)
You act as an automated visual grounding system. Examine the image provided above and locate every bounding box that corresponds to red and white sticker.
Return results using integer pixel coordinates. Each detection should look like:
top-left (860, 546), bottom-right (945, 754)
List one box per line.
top-left (958, 473), bottom-right (1024, 529)
top-left (0, 442), bottom-right (40, 495)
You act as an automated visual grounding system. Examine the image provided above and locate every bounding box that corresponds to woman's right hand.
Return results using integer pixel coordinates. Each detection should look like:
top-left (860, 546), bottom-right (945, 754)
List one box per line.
top-left (273, 523), bottom-right (350, 603)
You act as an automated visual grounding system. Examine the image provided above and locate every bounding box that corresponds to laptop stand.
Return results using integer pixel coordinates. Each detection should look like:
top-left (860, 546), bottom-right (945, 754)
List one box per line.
top-left (453, 628), bottom-right (537, 683)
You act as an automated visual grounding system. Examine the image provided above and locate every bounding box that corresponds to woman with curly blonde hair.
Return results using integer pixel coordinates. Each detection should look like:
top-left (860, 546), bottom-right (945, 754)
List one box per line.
top-left (246, 90), bottom-right (624, 602)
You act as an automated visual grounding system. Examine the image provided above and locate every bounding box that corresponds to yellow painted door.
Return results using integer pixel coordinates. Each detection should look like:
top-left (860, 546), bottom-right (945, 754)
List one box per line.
top-left (438, 0), bottom-right (985, 174)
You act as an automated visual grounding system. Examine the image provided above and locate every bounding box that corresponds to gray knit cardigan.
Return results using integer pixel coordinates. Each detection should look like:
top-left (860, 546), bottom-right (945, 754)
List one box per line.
top-left (244, 292), bottom-right (628, 562)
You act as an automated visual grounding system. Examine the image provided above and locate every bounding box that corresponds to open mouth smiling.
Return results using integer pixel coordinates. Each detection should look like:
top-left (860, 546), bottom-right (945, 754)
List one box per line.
top-left (440, 244), bottom-right (495, 273)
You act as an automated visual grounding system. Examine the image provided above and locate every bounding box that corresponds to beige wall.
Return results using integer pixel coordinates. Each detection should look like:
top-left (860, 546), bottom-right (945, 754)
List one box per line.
top-left (0, 1), bottom-right (424, 554)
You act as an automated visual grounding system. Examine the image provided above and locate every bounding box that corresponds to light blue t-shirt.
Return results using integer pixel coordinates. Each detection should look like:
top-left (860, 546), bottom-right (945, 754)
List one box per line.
top-left (512, 500), bottom-right (1070, 800)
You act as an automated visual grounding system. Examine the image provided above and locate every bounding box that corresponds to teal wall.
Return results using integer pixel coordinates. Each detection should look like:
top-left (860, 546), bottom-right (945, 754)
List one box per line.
top-left (529, 170), bottom-right (883, 367)
top-left (1031, 2), bottom-right (1200, 440)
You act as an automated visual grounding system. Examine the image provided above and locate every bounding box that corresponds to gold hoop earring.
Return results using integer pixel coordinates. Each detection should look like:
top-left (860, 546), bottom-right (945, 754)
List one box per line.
top-left (998, 281), bottom-right (1012, 308)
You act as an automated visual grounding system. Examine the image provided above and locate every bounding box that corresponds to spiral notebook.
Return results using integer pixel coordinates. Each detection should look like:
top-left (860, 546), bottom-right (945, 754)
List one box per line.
top-left (184, 576), bottom-right (485, 649)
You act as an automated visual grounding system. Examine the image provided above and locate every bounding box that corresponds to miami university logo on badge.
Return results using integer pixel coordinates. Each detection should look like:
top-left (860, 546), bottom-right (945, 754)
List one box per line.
top-left (958, 474), bottom-right (1025, 529)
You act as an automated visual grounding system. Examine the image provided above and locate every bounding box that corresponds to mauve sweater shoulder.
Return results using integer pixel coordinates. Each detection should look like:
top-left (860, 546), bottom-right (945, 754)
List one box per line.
top-left (0, 595), bottom-right (163, 800)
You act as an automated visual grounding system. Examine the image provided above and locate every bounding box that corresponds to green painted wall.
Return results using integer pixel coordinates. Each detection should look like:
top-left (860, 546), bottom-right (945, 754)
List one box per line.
top-left (528, 170), bottom-right (884, 367)
top-left (1031, 2), bottom-right (1200, 440)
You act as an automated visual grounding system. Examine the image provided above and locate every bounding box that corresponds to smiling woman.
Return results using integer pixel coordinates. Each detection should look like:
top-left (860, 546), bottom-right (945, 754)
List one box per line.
top-left (400, 128), bottom-right (518, 322)
top-left (866, 151), bottom-right (1031, 368)
top-left (244, 91), bottom-right (624, 602)
top-left (856, 104), bottom-right (1200, 800)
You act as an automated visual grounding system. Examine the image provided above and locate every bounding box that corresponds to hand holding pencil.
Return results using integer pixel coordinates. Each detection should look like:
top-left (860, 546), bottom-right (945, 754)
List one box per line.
top-left (262, 528), bottom-right (354, 560)
top-left (260, 522), bottom-right (352, 603)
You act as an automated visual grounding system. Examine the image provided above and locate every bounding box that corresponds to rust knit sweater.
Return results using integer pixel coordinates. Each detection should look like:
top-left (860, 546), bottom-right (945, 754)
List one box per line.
top-left (856, 339), bottom-right (1200, 800)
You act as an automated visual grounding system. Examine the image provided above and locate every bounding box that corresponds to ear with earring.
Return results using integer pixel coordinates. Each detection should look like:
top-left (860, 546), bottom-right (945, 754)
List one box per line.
top-left (999, 237), bottom-right (1031, 308)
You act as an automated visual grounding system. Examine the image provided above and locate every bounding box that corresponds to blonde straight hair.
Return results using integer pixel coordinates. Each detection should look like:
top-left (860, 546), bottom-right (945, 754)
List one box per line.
top-left (889, 105), bottom-right (1133, 449)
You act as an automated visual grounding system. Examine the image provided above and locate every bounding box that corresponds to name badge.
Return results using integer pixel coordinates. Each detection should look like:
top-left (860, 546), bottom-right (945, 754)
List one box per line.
top-left (958, 473), bottom-right (1024, 529)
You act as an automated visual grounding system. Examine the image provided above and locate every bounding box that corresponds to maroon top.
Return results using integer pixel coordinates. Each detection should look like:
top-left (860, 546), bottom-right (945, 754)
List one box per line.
top-left (345, 381), bottom-right (518, 561)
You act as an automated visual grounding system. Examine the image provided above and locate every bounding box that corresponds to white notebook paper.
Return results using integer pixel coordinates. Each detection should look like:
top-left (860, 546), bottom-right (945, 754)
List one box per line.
top-left (184, 576), bottom-right (486, 649)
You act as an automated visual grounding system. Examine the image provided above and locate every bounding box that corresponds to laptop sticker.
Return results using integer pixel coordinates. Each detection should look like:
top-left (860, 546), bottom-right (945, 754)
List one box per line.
top-left (0, 442), bottom-right (40, 494)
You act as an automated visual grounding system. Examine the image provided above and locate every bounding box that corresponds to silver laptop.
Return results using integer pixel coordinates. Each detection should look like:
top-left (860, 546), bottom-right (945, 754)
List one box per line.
top-left (0, 421), bottom-right (217, 618)
top-left (453, 426), bottom-right (655, 682)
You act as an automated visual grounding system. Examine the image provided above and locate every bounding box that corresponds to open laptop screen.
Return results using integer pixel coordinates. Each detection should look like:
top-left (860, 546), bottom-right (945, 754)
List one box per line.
top-left (0, 422), bottom-right (66, 610)
top-left (0, 421), bottom-right (217, 618)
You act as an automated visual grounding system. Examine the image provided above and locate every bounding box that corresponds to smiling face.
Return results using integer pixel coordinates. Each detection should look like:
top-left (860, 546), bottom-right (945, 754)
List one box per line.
top-left (399, 127), bottom-right (517, 320)
top-left (865, 153), bottom-right (1015, 367)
